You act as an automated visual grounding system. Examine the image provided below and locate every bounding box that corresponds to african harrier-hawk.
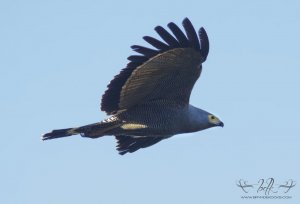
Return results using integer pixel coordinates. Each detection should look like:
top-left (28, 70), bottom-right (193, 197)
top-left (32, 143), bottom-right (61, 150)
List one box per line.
top-left (42, 18), bottom-right (224, 155)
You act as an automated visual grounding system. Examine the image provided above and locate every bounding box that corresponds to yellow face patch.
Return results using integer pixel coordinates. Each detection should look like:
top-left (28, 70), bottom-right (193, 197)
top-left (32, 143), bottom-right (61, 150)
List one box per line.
top-left (121, 123), bottom-right (148, 130)
top-left (208, 114), bottom-right (220, 124)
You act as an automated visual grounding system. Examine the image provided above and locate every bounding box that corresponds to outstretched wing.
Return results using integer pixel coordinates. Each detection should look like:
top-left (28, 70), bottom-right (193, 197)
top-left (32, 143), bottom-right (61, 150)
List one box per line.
top-left (115, 135), bottom-right (166, 155)
top-left (101, 18), bottom-right (209, 115)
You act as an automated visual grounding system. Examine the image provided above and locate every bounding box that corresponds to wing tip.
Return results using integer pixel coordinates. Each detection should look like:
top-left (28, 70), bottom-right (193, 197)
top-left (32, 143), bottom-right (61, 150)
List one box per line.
top-left (199, 27), bottom-right (209, 62)
top-left (182, 17), bottom-right (191, 25)
top-left (115, 136), bottom-right (164, 155)
top-left (182, 17), bottom-right (201, 51)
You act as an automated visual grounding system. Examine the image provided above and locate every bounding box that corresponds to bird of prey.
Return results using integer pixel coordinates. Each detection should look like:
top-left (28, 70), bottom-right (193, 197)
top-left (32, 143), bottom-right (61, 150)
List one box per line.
top-left (42, 18), bottom-right (224, 155)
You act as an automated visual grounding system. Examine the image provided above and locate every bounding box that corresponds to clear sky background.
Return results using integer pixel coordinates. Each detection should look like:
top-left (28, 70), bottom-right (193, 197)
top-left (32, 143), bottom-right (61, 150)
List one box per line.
top-left (1, 0), bottom-right (299, 203)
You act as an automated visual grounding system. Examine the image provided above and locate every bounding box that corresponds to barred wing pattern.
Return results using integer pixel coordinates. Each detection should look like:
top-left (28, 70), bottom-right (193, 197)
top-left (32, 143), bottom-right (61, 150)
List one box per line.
top-left (101, 18), bottom-right (209, 115)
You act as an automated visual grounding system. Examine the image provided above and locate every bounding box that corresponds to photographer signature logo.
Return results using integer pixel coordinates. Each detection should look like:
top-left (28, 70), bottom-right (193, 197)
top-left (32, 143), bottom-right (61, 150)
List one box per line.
top-left (236, 178), bottom-right (296, 199)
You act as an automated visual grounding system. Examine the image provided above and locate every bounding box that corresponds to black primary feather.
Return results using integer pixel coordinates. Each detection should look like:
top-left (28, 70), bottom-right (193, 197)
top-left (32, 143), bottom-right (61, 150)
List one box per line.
top-left (143, 36), bottom-right (169, 51)
top-left (101, 18), bottom-right (209, 114)
top-left (154, 26), bottom-right (180, 48)
top-left (127, 55), bottom-right (149, 63)
top-left (199, 27), bottom-right (209, 62)
top-left (116, 136), bottom-right (164, 155)
top-left (131, 45), bottom-right (158, 58)
top-left (182, 18), bottom-right (200, 51)
top-left (167, 22), bottom-right (189, 47)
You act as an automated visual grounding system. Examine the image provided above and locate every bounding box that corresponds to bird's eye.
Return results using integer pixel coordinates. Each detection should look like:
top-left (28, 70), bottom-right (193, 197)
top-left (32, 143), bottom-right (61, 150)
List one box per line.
top-left (208, 114), bottom-right (218, 123)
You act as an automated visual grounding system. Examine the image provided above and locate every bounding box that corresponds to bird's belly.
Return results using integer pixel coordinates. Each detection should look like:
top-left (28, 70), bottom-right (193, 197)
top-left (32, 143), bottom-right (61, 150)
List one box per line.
top-left (116, 104), bottom-right (188, 136)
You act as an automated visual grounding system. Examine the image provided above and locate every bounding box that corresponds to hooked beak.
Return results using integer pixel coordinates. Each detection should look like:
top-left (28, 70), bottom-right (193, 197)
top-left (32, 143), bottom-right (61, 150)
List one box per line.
top-left (218, 121), bottom-right (224, 128)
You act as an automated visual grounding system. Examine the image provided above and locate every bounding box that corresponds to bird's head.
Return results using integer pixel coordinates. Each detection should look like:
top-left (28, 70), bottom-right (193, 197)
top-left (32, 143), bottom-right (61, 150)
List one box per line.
top-left (207, 114), bottom-right (224, 128)
top-left (188, 105), bottom-right (224, 132)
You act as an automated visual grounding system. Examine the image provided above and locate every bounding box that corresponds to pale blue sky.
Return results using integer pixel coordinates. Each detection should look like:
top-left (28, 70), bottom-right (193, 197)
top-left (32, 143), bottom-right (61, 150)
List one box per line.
top-left (1, 0), bottom-right (299, 203)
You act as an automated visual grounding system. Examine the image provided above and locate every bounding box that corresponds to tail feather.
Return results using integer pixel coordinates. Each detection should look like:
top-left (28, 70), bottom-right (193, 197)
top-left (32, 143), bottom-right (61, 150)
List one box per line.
top-left (42, 128), bottom-right (79, 140)
top-left (42, 119), bottom-right (122, 141)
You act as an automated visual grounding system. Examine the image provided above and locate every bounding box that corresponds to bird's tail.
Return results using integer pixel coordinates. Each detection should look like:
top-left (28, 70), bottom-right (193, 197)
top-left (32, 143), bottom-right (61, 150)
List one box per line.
top-left (42, 120), bottom-right (122, 141)
top-left (42, 127), bottom-right (81, 140)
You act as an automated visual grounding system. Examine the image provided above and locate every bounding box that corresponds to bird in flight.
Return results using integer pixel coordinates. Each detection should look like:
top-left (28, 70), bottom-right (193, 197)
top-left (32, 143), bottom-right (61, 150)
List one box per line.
top-left (42, 18), bottom-right (224, 155)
